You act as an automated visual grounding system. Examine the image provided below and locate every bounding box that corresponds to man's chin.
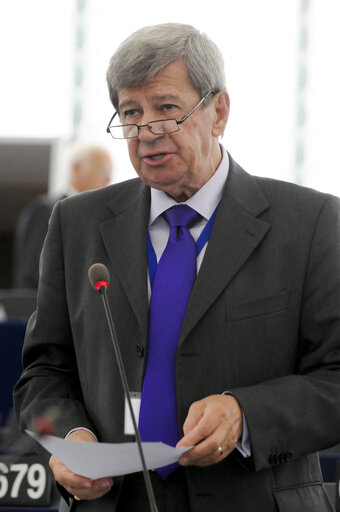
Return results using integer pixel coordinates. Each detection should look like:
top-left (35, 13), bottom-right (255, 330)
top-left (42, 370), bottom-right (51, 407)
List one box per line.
top-left (148, 180), bottom-right (195, 202)
top-left (139, 169), bottom-right (179, 189)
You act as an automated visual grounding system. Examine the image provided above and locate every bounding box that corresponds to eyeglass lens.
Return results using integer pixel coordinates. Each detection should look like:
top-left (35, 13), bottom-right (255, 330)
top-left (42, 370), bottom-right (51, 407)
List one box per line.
top-left (111, 119), bottom-right (178, 139)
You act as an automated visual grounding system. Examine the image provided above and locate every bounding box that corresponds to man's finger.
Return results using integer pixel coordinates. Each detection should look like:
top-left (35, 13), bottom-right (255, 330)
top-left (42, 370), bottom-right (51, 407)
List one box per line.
top-left (65, 477), bottom-right (113, 500)
top-left (178, 397), bottom-right (221, 448)
top-left (182, 400), bottom-right (205, 436)
top-left (49, 456), bottom-right (93, 491)
top-left (179, 423), bottom-right (228, 465)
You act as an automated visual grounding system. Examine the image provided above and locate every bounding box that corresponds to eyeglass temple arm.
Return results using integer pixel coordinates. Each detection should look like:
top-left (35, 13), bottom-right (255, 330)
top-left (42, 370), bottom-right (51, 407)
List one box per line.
top-left (177, 90), bottom-right (215, 126)
top-left (106, 111), bottom-right (119, 132)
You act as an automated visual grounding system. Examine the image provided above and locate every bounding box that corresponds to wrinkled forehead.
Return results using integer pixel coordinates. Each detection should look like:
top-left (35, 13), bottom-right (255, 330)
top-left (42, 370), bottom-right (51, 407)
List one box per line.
top-left (117, 60), bottom-right (198, 112)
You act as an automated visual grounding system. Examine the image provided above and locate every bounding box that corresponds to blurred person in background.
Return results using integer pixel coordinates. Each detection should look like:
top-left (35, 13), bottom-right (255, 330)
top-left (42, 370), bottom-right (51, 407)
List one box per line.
top-left (13, 144), bottom-right (113, 289)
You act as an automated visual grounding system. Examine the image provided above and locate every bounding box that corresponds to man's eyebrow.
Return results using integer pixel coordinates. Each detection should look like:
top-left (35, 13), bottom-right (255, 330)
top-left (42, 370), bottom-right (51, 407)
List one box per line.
top-left (119, 100), bottom-right (140, 111)
top-left (152, 94), bottom-right (180, 102)
top-left (119, 94), bottom-right (180, 111)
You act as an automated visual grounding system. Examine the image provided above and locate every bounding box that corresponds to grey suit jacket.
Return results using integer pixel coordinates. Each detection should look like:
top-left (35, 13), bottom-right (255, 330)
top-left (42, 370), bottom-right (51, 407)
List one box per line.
top-left (14, 156), bottom-right (340, 511)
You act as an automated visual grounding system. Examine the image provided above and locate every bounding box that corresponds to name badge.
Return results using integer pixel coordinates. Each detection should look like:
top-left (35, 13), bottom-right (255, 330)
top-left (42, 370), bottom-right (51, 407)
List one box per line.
top-left (124, 392), bottom-right (141, 436)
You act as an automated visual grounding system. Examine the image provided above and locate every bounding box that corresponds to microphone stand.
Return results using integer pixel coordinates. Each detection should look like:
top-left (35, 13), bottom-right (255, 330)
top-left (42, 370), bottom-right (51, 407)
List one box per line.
top-left (98, 285), bottom-right (159, 512)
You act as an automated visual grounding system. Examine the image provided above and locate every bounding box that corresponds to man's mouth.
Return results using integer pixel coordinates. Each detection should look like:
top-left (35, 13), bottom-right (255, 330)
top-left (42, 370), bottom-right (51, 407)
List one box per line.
top-left (140, 151), bottom-right (174, 167)
top-left (148, 153), bottom-right (166, 161)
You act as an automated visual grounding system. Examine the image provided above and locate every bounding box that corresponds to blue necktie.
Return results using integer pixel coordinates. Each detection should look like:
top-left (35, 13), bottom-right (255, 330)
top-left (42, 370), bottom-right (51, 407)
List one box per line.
top-left (139, 205), bottom-right (202, 478)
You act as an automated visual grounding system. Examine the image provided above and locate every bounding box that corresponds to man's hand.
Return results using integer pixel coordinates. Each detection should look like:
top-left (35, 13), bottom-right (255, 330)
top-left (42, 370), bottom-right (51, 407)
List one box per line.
top-left (177, 394), bottom-right (243, 467)
top-left (49, 429), bottom-right (113, 501)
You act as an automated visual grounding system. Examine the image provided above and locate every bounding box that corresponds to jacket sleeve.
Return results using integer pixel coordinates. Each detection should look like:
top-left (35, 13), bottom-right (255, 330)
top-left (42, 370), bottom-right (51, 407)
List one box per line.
top-left (231, 195), bottom-right (340, 471)
top-left (13, 200), bottom-right (95, 439)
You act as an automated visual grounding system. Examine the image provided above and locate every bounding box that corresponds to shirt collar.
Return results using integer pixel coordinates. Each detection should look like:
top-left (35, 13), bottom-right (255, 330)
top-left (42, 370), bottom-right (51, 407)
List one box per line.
top-left (149, 145), bottom-right (229, 226)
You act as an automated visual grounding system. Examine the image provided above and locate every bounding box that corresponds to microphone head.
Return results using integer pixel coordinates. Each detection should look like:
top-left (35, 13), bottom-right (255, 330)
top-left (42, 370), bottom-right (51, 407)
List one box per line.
top-left (31, 416), bottom-right (56, 436)
top-left (31, 405), bottom-right (61, 436)
top-left (88, 263), bottom-right (110, 291)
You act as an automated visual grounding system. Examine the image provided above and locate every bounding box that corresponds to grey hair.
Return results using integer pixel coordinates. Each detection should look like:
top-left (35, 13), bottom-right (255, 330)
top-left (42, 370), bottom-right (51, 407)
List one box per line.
top-left (106, 23), bottom-right (226, 111)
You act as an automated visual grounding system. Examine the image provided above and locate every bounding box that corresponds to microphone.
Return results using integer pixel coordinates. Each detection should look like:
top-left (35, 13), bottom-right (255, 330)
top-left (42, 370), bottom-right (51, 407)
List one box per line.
top-left (88, 263), bottom-right (110, 291)
top-left (88, 263), bottom-right (159, 512)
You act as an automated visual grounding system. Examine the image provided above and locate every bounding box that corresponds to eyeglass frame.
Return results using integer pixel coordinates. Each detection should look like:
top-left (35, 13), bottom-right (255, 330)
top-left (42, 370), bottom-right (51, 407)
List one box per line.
top-left (106, 90), bottom-right (215, 139)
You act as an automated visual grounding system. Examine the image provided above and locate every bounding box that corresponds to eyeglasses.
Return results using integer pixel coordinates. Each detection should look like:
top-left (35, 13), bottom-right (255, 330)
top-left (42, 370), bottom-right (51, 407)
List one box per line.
top-left (106, 90), bottom-right (215, 140)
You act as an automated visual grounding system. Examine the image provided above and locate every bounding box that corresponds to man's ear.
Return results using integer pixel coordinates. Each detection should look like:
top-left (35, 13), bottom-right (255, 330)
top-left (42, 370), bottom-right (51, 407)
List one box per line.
top-left (211, 91), bottom-right (230, 137)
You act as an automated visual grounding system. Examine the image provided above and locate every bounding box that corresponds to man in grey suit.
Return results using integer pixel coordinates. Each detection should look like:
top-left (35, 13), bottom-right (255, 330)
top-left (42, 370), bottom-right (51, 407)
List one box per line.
top-left (14, 23), bottom-right (340, 511)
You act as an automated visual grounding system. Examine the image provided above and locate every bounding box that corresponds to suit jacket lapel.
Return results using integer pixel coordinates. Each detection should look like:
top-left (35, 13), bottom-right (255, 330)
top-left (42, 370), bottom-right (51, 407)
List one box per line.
top-left (181, 157), bottom-right (271, 343)
top-left (96, 159), bottom-right (270, 345)
top-left (98, 180), bottom-right (150, 340)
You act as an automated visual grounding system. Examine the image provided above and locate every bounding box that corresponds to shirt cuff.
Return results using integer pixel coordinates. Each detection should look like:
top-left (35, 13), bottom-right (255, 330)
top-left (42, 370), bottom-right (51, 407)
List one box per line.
top-left (222, 391), bottom-right (251, 458)
top-left (65, 427), bottom-right (98, 441)
top-left (236, 413), bottom-right (251, 458)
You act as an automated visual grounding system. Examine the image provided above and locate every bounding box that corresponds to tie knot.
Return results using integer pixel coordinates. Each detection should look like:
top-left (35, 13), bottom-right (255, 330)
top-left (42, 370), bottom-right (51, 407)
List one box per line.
top-left (164, 205), bottom-right (201, 229)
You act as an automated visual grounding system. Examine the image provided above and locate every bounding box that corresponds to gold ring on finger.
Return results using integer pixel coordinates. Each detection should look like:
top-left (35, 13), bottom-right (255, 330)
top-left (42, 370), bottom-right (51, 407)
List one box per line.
top-left (74, 495), bottom-right (81, 501)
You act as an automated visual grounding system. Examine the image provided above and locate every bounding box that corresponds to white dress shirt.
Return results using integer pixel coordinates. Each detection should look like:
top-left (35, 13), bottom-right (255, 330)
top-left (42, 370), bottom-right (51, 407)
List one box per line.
top-left (148, 145), bottom-right (229, 272)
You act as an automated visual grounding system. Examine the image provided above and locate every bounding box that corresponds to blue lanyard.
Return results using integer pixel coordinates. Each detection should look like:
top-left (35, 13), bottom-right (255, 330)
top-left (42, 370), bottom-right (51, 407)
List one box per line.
top-left (147, 204), bottom-right (219, 288)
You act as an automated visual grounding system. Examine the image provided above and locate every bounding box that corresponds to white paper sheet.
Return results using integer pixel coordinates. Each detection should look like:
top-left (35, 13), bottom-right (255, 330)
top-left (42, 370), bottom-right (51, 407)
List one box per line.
top-left (26, 430), bottom-right (191, 479)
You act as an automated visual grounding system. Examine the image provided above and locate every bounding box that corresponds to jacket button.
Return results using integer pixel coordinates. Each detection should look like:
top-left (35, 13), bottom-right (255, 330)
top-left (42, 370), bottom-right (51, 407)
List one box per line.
top-left (278, 453), bottom-right (285, 464)
top-left (268, 454), bottom-right (278, 465)
top-left (284, 451), bottom-right (293, 462)
top-left (136, 344), bottom-right (144, 357)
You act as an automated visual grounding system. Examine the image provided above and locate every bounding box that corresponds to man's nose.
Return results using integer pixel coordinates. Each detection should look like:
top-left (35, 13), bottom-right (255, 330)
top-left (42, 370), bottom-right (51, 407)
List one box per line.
top-left (137, 122), bottom-right (163, 142)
